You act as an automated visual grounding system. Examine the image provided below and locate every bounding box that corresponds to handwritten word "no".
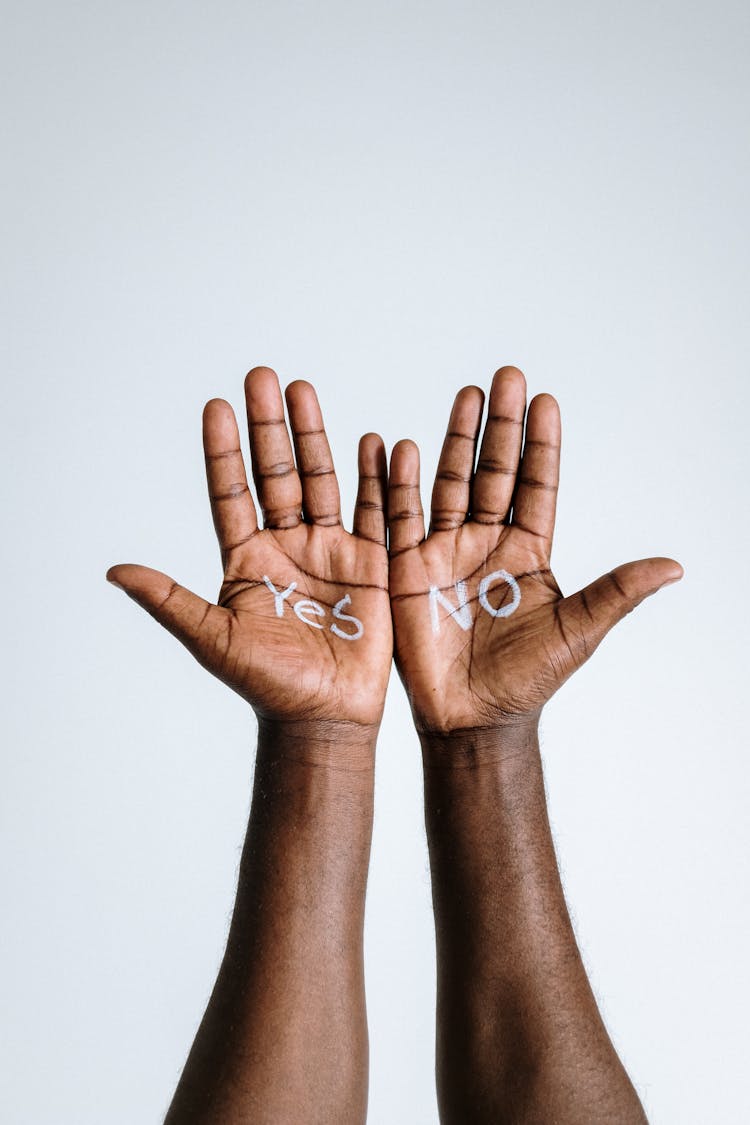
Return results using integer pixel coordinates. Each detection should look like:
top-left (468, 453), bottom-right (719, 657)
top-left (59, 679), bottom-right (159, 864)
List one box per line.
top-left (430, 570), bottom-right (521, 635)
top-left (263, 576), bottom-right (364, 641)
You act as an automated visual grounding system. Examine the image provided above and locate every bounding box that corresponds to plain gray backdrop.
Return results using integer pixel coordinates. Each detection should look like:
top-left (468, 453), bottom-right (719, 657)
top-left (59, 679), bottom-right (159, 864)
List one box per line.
top-left (2, 1), bottom-right (748, 1121)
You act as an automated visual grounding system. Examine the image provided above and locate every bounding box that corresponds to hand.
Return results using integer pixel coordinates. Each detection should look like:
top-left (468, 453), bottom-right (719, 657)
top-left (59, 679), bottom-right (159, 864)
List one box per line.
top-left (107, 368), bottom-right (392, 728)
top-left (387, 366), bottom-right (682, 734)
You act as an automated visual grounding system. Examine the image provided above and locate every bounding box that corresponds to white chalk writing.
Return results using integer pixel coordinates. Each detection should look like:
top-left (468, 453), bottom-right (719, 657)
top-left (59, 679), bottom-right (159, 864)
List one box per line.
top-left (430, 569), bottom-right (522, 633)
top-left (264, 578), bottom-right (365, 641)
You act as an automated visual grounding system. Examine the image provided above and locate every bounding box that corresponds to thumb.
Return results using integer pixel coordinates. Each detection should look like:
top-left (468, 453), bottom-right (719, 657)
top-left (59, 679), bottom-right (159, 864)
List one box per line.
top-left (106, 563), bottom-right (216, 656)
top-left (559, 557), bottom-right (683, 664)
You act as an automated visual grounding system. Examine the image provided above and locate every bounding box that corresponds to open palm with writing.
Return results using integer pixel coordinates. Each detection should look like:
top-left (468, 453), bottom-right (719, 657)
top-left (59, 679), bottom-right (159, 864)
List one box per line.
top-left (387, 366), bottom-right (682, 734)
top-left (108, 368), bottom-right (391, 727)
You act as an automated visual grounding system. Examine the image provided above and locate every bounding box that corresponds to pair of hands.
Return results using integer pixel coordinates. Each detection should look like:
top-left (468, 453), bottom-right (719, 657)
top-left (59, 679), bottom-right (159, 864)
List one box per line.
top-left (107, 366), bottom-right (682, 735)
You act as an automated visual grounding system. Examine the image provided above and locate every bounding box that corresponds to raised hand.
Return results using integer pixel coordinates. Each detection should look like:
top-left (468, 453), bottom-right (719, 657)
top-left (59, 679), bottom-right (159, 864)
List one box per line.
top-left (108, 367), bottom-right (391, 728)
top-left (388, 365), bottom-right (682, 733)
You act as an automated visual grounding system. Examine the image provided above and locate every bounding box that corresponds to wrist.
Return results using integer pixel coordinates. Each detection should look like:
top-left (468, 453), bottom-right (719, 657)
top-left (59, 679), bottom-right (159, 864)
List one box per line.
top-left (418, 713), bottom-right (541, 771)
top-left (256, 715), bottom-right (379, 775)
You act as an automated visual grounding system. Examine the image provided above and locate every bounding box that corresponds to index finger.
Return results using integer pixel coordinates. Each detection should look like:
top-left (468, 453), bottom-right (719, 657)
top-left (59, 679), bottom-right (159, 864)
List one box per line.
top-left (203, 398), bottom-right (258, 563)
top-left (511, 393), bottom-right (561, 551)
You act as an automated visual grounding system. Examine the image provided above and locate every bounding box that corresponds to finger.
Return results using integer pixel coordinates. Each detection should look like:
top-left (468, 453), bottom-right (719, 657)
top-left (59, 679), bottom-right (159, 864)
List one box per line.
top-left (285, 380), bottom-right (341, 526)
top-left (388, 439), bottom-right (425, 556)
top-left (556, 557), bottom-right (684, 671)
top-left (106, 563), bottom-right (221, 657)
top-left (353, 433), bottom-right (387, 546)
top-left (472, 365), bottom-right (526, 524)
top-left (430, 386), bottom-right (484, 532)
top-left (244, 366), bottom-right (303, 530)
top-left (511, 393), bottom-right (561, 551)
top-left (203, 399), bottom-right (258, 563)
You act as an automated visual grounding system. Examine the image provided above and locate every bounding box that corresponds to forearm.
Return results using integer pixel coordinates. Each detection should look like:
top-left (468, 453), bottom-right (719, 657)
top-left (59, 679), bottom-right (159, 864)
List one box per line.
top-left (421, 722), bottom-right (646, 1125)
top-left (166, 718), bottom-right (377, 1125)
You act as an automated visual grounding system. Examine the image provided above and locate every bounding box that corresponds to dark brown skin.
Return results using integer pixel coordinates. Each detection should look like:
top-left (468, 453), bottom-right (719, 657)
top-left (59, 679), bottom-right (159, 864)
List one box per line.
top-left (388, 365), bottom-right (682, 1124)
top-left (163, 717), bottom-right (376, 1125)
top-left (108, 368), bottom-right (391, 727)
top-left (108, 362), bottom-right (679, 1122)
top-left (108, 367), bottom-right (391, 1123)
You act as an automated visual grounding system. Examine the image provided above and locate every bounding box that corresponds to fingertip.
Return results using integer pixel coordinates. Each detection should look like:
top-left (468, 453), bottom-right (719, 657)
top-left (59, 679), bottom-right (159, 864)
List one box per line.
top-left (392, 437), bottom-right (419, 456)
top-left (611, 557), bottom-right (685, 604)
top-left (387, 440), bottom-right (425, 550)
top-left (492, 365), bottom-right (526, 390)
top-left (390, 438), bottom-right (420, 483)
top-left (455, 384), bottom-right (485, 407)
top-left (202, 398), bottom-right (237, 436)
top-left (106, 561), bottom-right (142, 585)
top-left (449, 386), bottom-right (485, 435)
top-left (203, 397), bottom-right (231, 417)
top-left (244, 365), bottom-right (280, 402)
top-left (285, 379), bottom-right (327, 446)
top-left (106, 562), bottom-right (152, 595)
top-left (487, 366), bottom-right (527, 423)
top-left (494, 364), bottom-right (525, 378)
top-left (358, 432), bottom-right (386, 472)
top-left (285, 378), bottom-right (317, 404)
top-left (526, 392), bottom-right (561, 439)
top-left (245, 364), bottom-right (277, 383)
top-left (659, 558), bottom-right (684, 586)
top-left (106, 564), bottom-right (125, 589)
top-left (529, 391), bottom-right (560, 413)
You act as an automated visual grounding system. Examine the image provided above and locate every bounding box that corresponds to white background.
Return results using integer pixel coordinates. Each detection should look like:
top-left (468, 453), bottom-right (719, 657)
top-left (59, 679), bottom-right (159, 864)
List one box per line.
top-left (2, 2), bottom-right (748, 1121)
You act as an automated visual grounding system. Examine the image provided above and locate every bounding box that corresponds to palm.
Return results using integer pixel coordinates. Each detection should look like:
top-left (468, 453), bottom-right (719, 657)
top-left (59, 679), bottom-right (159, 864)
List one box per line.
top-left (388, 367), bottom-right (681, 734)
top-left (206, 525), bottom-right (389, 722)
top-left (392, 524), bottom-right (563, 730)
top-left (108, 369), bottom-right (391, 727)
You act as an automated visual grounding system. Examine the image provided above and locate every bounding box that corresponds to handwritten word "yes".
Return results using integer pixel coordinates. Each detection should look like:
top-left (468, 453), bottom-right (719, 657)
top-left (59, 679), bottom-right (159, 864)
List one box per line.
top-left (430, 569), bottom-right (521, 635)
top-left (263, 576), bottom-right (364, 641)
